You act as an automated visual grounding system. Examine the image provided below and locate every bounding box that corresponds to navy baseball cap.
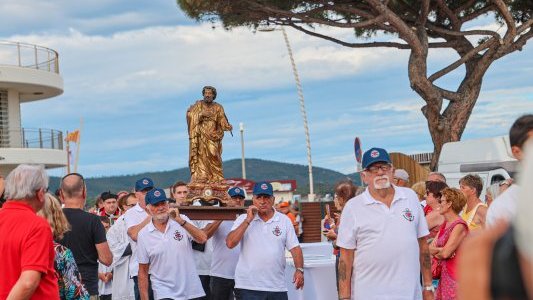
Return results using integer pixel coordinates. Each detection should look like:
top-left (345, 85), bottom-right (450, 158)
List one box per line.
top-left (135, 177), bottom-right (154, 192)
top-left (228, 186), bottom-right (246, 198)
top-left (253, 181), bottom-right (273, 196)
top-left (362, 147), bottom-right (392, 169)
top-left (145, 188), bottom-right (168, 205)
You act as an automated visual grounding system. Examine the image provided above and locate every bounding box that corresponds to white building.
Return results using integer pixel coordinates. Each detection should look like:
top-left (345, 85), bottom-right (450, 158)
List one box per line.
top-left (0, 41), bottom-right (66, 176)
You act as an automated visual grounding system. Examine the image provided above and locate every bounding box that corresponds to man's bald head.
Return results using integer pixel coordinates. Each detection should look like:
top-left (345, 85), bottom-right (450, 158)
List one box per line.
top-left (60, 173), bottom-right (86, 199)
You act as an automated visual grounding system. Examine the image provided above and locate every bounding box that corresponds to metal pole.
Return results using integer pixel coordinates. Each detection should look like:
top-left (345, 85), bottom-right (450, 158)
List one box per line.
top-left (34, 45), bottom-right (38, 69)
top-left (240, 122), bottom-right (246, 179)
top-left (281, 27), bottom-right (315, 201)
top-left (17, 43), bottom-right (21, 66)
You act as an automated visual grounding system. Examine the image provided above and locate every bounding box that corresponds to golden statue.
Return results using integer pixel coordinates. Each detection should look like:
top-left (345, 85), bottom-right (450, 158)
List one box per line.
top-left (186, 86), bottom-right (233, 185)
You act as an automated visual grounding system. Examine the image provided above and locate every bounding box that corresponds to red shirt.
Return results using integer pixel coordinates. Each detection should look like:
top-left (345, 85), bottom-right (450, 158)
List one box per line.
top-left (0, 201), bottom-right (59, 299)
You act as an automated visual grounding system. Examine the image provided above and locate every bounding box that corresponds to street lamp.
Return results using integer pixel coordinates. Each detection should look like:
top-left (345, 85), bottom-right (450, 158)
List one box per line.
top-left (239, 122), bottom-right (246, 179)
top-left (259, 26), bottom-right (315, 201)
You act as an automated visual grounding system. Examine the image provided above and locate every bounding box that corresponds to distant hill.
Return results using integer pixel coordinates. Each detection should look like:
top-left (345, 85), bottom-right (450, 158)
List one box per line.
top-left (49, 158), bottom-right (360, 202)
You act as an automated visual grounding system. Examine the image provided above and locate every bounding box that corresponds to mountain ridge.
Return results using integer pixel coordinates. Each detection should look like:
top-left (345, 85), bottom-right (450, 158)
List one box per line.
top-left (49, 158), bottom-right (361, 201)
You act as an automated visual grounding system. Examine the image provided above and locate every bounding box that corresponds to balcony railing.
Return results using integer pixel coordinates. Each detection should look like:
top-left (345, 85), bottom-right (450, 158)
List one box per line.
top-left (0, 128), bottom-right (64, 150)
top-left (0, 41), bottom-right (59, 74)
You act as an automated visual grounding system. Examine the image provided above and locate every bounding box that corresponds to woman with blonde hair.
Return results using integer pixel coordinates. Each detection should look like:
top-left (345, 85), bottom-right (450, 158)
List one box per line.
top-left (429, 188), bottom-right (469, 300)
top-left (38, 194), bottom-right (89, 300)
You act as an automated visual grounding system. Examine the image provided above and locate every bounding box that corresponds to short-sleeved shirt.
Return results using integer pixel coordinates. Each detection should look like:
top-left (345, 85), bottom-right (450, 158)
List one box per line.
top-left (192, 220), bottom-right (213, 276)
top-left (486, 185), bottom-right (519, 227)
top-left (336, 186), bottom-right (429, 300)
top-left (59, 208), bottom-right (107, 295)
top-left (232, 211), bottom-right (300, 292)
top-left (137, 216), bottom-right (205, 300)
top-left (123, 203), bottom-right (149, 278)
top-left (210, 221), bottom-right (241, 279)
top-left (0, 201), bottom-right (59, 299)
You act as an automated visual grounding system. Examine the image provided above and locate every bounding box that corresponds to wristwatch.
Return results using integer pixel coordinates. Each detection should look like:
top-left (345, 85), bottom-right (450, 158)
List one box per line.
top-left (423, 285), bottom-right (435, 292)
top-left (296, 267), bottom-right (304, 274)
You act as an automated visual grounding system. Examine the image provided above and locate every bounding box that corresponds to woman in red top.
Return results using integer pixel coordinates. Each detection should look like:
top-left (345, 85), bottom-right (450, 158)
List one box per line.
top-left (430, 188), bottom-right (469, 300)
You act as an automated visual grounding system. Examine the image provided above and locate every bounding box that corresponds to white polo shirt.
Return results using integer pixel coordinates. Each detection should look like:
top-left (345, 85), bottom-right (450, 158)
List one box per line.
top-left (336, 186), bottom-right (429, 300)
top-left (232, 211), bottom-right (300, 292)
top-left (123, 203), bottom-right (149, 278)
top-left (210, 221), bottom-right (241, 279)
top-left (192, 220), bottom-right (213, 276)
top-left (137, 215), bottom-right (205, 300)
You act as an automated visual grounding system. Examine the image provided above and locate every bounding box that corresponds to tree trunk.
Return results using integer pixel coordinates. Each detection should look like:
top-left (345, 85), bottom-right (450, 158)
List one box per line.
top-left (407, 30), bottom-right (485, 171)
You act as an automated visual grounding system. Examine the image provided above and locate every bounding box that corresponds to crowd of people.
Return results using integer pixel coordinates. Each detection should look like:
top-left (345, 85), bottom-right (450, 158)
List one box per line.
top-left (0, 169), bottom-right (303, 300)
top-left (0, 114), bottom-right (531, 300)
top-left (320, 114), bottom-right (533, 300)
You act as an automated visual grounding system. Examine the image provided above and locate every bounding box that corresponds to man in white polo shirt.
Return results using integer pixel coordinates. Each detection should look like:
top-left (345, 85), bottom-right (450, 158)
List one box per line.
top-left (226, 182), bottom-right (304, 300)
top-left (137, 188), bottom-right (207, 300)
top-left (123, 177), bottom-right (155, 300)
top-left (337, 148), bottom-right (434, 300)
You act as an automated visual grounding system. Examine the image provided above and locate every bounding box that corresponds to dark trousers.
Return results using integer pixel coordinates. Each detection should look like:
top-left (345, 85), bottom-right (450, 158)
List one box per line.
top-left (197, 275), bottom-right (211, 300)
top-left (235, 289), bottom-right (288, 300)
top-left (210, 276), bottom-right (236, 300)
top-left (132, 275), bottom-right (154, 300)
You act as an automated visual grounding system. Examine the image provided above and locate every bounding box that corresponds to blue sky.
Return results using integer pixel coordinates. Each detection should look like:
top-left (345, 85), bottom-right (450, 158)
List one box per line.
top-left (2, 0), bottom-right (532, 177)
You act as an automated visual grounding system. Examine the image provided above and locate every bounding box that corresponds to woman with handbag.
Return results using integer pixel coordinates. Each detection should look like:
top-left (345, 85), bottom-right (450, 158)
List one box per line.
top-left (429, 188), bottom-right (469, 300)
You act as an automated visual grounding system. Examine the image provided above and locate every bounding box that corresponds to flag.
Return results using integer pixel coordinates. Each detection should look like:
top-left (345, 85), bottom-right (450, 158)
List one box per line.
top-left (65, 130), bottom-right (80, 143)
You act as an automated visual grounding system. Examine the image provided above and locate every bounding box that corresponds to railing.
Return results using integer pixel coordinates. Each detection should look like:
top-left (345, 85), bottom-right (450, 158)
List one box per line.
top-left (0, 41), bottom-right (59, 74)
top-left (409, 152), bottom-right (433, 164)
top-left (0, 128), bottom-right (64, 150)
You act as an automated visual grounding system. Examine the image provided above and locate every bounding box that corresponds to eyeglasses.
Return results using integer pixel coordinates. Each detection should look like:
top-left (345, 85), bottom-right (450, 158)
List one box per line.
top-left (365, 164), bottom-right (392, 173)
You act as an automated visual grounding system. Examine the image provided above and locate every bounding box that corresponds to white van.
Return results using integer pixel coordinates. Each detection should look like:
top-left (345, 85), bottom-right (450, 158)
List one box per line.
top-left (437, 136), bottom-right (518, 200)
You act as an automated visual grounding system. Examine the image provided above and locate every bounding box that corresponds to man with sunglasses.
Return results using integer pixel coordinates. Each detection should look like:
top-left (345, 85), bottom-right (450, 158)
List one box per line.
top-left (124, 177), bottom-right (155, 300)
top-left (337, 148), bottom-right (433, 300)
top-left (59, 172), bottom-right (113, 299)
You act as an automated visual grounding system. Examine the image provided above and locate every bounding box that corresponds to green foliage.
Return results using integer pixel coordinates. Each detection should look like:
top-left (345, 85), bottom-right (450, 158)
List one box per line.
top-left (49, 158), bottom-right (361, 201)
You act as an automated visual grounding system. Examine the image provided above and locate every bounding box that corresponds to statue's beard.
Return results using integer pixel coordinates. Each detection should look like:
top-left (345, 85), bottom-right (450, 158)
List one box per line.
top-left (373, 176), bottom-right (391, 190)
top-left (204, 96), bottom-right (214, 103)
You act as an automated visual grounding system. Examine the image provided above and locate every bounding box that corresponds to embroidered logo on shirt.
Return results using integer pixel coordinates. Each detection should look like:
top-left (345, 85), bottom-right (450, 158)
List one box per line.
top-left (173, 230), bottom-right (184, 241)
top-left (272, 225), bottom-right (282, 236)
top-left (402, 208), bottom-right (414, 222)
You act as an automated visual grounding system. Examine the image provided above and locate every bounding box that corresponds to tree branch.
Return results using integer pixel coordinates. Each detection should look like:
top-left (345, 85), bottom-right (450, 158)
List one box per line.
top-left (426, 24), bottom-right (501, 40)
top-left (492, 0), bottom-right (517, 41)
top-left (517, 20), bottom-right (533, 34)
top-left (459, 4), bottom-right (494, 24)
top-left (428, 38), bottom-right (497, 82)
top-left (418, 0), bottom-right (430, 26)
top-left (288, 23), bottom-right (411, 49)
top-left (435, 0), bottom-right (461, 30)
top-left (364, 0), bottom-right (423, 54)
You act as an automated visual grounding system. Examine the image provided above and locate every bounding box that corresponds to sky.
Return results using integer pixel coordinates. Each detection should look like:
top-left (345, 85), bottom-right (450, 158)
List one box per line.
top-left (1, 0), bottom-right (532, 178)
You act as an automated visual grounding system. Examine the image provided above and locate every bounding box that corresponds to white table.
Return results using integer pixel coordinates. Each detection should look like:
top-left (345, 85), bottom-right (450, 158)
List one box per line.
top-left (285, 243), bottom-right (338, 300)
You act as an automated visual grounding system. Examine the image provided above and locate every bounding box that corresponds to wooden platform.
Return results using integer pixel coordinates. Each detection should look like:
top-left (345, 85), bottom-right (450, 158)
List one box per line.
top-left (177, 206), bottom-right (246, 220)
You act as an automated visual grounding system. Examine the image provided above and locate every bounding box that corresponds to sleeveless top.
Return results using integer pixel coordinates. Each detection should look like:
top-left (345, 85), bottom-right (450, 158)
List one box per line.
top-left (460, 202), bottom-right (487, 231)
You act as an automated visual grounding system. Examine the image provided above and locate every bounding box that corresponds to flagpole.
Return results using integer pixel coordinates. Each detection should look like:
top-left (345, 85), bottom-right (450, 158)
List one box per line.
top-left (74, 118), bottom-right (83, 173)
top-left (66, 130), bottom-right (71, 174)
